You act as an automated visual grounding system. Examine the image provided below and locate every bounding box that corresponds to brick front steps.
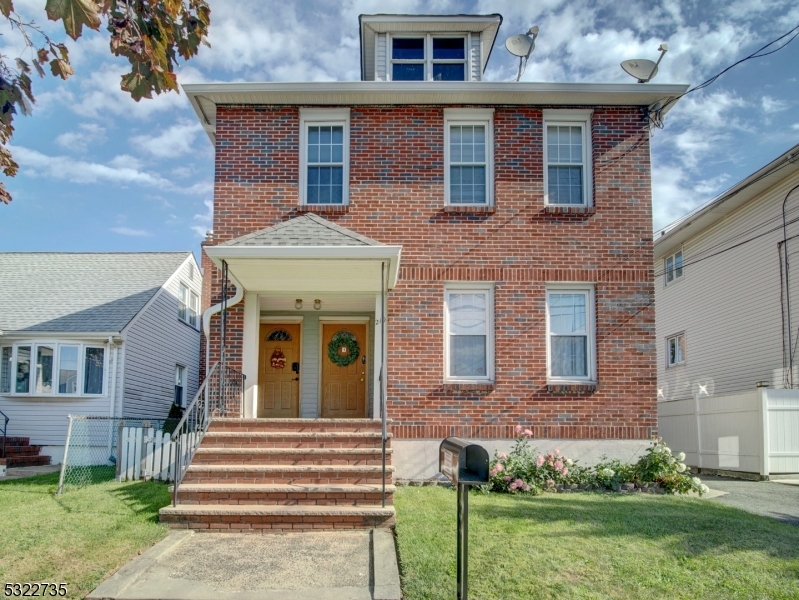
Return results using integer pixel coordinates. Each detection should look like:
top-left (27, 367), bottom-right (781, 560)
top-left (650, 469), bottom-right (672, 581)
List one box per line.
top-left (1, 437), bottom-right (51, 468)
top-left (159, 418), bottom-right (393, 533)
top-left (159, 504), bottom-right (396, 532)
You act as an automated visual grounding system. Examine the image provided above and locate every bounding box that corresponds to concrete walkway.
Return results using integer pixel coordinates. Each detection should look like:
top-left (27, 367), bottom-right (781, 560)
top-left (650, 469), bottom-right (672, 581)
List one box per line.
top-left (87, 529), bottom-right (401, 600)
top-left (702, 476), bottom-right (799, 526)
top-left (1, 465), bottom-right (61, 480)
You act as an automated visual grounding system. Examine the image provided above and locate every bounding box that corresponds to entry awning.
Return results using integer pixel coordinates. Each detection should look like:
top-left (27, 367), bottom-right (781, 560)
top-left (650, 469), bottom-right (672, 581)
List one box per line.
top-left (204, 214), bottom-right (401, 292)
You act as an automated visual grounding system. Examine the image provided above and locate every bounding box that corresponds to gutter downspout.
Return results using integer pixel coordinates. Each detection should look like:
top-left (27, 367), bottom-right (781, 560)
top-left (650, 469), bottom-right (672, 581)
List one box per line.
top-left (107, 336), bottom-right (119, 419)
top-left (202, 270), bottom-right (245, 386)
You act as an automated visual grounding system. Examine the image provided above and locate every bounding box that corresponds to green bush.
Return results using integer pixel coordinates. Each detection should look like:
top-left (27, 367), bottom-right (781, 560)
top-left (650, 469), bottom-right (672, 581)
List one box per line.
top-left (486, 430), bottom-right (707, 496)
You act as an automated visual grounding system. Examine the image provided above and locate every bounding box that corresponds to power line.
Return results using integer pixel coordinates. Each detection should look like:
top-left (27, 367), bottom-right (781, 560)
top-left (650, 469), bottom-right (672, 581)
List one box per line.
top-left (649, 22), bottom-right (799, 128)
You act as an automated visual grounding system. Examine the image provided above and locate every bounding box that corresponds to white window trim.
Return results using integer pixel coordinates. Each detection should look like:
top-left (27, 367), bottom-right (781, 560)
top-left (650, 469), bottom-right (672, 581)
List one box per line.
top-left (178, 282), bottom-right (201, 329)
top-left (444, 108), bottom-right (494, 206)
top-left (542, 109), bottom-right (593, 207)
top-left (299, 107), bottom-right (351, 206)
top-left (0, 341), bottom-right (107, 397)
top-left (443, 282), bottom-right (495, 383)
top-left (388, 33), bottom-right (471, 81)
top-left (666, 333), bottom-right (685, 367)
top-left (664, 248), bottom-right (684, 286)
top-left (175, 364), bottom-right (187, 407)
top-left (545, 284), bottom-right (597, 384)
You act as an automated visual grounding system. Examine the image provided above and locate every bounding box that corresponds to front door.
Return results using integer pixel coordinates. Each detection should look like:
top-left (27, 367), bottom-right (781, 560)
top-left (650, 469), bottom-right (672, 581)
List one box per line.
top-left (321, 322), bottom-right (367, 418)
top-left (258, 323), bottom-right (301, 418)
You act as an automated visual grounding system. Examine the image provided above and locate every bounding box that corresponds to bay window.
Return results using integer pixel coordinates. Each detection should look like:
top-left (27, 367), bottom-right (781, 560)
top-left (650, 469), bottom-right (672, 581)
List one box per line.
top-left (0, 342), bottom-right (105, 396)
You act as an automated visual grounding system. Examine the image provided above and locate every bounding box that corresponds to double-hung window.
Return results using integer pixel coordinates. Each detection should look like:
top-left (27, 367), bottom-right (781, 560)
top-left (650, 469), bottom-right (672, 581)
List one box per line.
top-left (546, 285), bottom-right (596, 382)
top-left (543, 110), bottom-right (593, 207)
top-left (667, 334), bottom-right (685, 367)
top-left (174, 365), bottom-right (186, 407)
top-left (444, 284), bottom-right (494, 382)
top-left (390, 35), bottom-right (468, 81)
top-left (300, 108), bottom-right (350, 206)
top-left (444, 109), bottom-right (494, 206)
top-left (0, 342), bottom-right (105, 396)
top-left (664, 249), bottom-right (684, 285)
top-left (178, 282), bottom-right (199, 328)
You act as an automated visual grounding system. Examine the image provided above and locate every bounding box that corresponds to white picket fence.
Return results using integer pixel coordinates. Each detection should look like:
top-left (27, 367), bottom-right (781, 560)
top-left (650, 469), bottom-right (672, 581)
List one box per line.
top-left (116, 426), bottom-right (199, 482)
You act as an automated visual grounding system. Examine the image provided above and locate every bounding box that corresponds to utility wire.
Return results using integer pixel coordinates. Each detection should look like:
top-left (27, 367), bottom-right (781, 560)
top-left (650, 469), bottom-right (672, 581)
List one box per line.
top-left (649, 22), bottom-right (799, 128)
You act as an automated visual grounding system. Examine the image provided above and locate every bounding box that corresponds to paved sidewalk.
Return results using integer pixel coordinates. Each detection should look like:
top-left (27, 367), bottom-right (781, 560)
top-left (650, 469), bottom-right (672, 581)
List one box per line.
top-left (702, 476), bottom-right (799, 526)
top-left (87, 529), bottom-right (401, 600)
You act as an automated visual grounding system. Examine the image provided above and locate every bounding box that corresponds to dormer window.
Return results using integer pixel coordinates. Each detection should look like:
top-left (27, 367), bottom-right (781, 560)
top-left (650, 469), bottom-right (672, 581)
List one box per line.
top-left (390, 35), bottom-right (467, 81)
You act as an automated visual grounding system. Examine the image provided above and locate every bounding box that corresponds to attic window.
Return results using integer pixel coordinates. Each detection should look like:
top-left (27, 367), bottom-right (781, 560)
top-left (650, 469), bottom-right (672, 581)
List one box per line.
top-left (390, 35), bottom-right (467, 81)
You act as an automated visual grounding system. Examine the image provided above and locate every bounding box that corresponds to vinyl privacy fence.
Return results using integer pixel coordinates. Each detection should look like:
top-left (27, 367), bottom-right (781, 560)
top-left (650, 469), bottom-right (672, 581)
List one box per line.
top-left (57, 415), bottom-right (192, 494)
top-left (658, 388), bottom-right (799, 477)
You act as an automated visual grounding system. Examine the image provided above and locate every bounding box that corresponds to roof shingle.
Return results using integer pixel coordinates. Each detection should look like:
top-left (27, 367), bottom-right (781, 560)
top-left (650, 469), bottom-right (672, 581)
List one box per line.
top-left (220, 214), bottom-right (384, 247)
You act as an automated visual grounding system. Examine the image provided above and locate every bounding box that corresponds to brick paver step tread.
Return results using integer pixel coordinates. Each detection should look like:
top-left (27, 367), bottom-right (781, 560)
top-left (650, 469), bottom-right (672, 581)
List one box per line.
top-left (204, 431), bottom-right (390, 438)
top-left (160, 503), bottom-right (395, 517)
top-left (212, 418), bottom-right (391, 425)
top-left (175, 482), bottom-right (396, 493)
top-left (186, 464), bottom-right (395, 473)
top-left (194, 447), bottom-right (392, 455)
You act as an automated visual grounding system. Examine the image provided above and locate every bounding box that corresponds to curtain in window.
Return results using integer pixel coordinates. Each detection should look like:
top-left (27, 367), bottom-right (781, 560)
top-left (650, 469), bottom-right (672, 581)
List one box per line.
top-left (84, 348), bottom-right (105, 394)
top-left (35, 345), bottom-right (54, 394)
top-left (16, 345), bottom-right (31, 393)
top-left (58, 346), bottom-right (79, 394)
top-left (449, 292), bottom-right (487, 376)
top-left (549, 293), bottom-right (588, 377)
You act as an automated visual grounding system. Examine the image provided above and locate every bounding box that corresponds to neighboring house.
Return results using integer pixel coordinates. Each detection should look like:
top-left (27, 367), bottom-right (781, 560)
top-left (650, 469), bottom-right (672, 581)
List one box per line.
top-left (655, 143), bottom-right (799, 400)
top-left (183, 13), bottom-right (689, 478)
top-left (0, 252), bottom-right (202, 465)
top-left (654, 143), bottom-right (799, 476)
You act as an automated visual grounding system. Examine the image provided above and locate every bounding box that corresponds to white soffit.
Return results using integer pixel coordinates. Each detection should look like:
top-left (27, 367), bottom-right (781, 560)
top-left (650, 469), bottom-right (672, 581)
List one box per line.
top-left (205, 246), bottom-right (402, 292)
top-left (184, 81), bottom-right (690, 143)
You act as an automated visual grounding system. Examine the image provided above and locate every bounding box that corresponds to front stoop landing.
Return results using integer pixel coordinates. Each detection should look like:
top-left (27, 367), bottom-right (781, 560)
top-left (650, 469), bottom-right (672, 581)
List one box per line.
top-left (159, 419), bottom-right (395, 532)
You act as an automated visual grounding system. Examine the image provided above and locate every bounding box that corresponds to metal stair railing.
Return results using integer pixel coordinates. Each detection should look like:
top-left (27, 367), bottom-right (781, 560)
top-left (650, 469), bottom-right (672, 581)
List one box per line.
top-left (0, 408), bottom-right (8, 459)
top-left (171, 362), bottom-right (246, 506)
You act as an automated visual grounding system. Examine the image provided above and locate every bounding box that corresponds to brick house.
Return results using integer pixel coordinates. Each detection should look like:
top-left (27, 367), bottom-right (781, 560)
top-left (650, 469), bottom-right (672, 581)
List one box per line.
top-left (158, 14), bottom-right (688, 531)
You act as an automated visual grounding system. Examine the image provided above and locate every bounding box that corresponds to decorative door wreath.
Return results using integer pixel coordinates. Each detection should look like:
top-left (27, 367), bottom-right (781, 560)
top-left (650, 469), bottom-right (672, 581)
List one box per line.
top-left (327, 331), bottom-right (360, 367)
top-left (270, 348), bottom-right (286, 369)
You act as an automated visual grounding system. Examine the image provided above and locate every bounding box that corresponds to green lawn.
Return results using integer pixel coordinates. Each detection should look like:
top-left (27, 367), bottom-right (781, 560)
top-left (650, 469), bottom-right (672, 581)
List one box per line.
top-left (394, 486), bottom-right (799, 600)
top-left (0, 472), bottom-right (171, 599)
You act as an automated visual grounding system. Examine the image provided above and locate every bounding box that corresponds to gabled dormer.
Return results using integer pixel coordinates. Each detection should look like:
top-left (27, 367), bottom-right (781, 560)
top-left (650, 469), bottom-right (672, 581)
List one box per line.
top-left (359, 14), bottom-right (502, 82)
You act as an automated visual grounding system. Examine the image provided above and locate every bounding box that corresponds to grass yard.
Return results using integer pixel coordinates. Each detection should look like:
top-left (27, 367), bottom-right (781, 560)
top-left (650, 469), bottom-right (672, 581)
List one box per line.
top-left (0, 472), bottom-right (171, 599)
top-left (394, 486), bottom-right (799, 600)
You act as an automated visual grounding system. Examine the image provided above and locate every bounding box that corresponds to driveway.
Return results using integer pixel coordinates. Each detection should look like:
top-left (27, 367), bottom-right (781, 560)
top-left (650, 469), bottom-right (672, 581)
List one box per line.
top-left (702, 476), bottom-right (799, 526)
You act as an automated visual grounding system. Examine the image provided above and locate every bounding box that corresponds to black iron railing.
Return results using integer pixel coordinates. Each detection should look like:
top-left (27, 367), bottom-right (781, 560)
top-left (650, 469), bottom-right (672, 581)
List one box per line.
top-left (0, 408), bottom-right (8, 459)
top-left (171, 362), bottom-right (246, 506)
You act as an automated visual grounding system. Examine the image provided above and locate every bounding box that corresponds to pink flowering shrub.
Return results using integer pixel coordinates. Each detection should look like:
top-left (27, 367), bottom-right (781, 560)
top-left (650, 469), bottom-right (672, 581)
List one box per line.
top-left (486, 428), bottom-right (707, 496)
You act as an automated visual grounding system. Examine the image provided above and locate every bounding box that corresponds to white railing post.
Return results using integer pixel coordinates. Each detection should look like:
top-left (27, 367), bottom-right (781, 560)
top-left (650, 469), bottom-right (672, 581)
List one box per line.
top-left (694, 393), bottom-right (703, 469)
top-left (56, 415), bottom-right (73, 495)
top-left (759, 388), bottom-right (770, 478)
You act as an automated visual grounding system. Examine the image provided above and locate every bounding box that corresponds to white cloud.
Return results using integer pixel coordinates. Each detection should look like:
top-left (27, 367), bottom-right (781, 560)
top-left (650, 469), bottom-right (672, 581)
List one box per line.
top-left (651, 164), bottom-right (729, 230)
top-left (191, 198), bottom-right (213, 238)
top-left (130, 121), bottom-right (204, 159)
top-left (54, 123), bottom-right (106, 152)
top-left (792, 123), bottom-right (799, 130)
top-left (110, 226), bottom-right (152, 237)
top-left (762, 96), bottom-right (789, 113)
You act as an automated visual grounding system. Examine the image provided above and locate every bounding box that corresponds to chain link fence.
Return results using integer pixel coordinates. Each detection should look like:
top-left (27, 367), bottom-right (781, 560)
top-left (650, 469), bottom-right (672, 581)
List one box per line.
top-left (56, 415), bottom-right (179, 494)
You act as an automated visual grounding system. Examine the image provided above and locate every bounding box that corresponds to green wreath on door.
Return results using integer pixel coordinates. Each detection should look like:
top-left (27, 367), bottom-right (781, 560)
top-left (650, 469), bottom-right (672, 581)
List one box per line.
top-left (328, 331), bottom-right (360, 367)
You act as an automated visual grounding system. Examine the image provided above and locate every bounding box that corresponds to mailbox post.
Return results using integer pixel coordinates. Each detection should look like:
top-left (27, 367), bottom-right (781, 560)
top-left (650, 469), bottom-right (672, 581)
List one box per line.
top-left (439, 438), bottom-right (489, 600)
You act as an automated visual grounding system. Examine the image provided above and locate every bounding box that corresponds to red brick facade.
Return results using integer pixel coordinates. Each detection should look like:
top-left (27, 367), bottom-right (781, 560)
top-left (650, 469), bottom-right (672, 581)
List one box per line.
top-left (202, 104), bottom-right (657, 440)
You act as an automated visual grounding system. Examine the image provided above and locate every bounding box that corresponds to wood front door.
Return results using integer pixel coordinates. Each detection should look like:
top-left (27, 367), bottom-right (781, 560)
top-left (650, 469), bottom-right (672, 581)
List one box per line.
top-left (321, 322), bottom-right (367, 418)
top-left (258, 323), bottom-right (301, 418)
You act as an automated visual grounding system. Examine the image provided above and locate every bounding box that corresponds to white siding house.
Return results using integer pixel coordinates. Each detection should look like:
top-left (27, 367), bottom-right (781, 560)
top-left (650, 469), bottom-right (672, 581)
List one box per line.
top-left (0, 252), bottom-right (201, 464)
top-left (655, 143), bottom-right (799, 475)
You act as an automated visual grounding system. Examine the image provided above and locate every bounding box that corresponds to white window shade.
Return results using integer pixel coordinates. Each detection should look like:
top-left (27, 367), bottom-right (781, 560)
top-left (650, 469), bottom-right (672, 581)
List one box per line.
top-left (546, 285), bottom-right (596, 382)
top-left (445, 284), bottom-right (494, 381)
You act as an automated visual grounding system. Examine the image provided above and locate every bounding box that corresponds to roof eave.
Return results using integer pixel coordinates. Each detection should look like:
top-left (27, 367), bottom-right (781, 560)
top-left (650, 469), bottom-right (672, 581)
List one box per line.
top-left (0, 330), bottom-right (123, 340)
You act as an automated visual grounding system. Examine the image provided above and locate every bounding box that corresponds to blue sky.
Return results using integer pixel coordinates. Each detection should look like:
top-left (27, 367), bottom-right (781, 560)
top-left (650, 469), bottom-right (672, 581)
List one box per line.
top-left (1, 0), bottom-right (797, 256)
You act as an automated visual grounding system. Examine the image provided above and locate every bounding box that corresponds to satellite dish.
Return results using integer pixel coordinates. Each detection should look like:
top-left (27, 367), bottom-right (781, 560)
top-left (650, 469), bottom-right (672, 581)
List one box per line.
top-left (621, 43), bottom-right (668, 83)
top-left (506, 34), bottom-right (533, 57)
top-left (504, 26), bottom-right (540, 81)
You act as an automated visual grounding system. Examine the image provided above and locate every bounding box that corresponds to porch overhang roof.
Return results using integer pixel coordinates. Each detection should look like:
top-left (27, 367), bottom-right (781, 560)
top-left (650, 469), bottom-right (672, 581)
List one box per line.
top-left (204, 245), bottom-right (402, 293)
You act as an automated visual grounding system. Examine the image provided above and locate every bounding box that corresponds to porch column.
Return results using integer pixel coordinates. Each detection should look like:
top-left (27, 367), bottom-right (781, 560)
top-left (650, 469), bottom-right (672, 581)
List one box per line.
top-left (242, 291), bottom-right (259, 418)
top-left (373, 292), bottom-right (384, 419)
